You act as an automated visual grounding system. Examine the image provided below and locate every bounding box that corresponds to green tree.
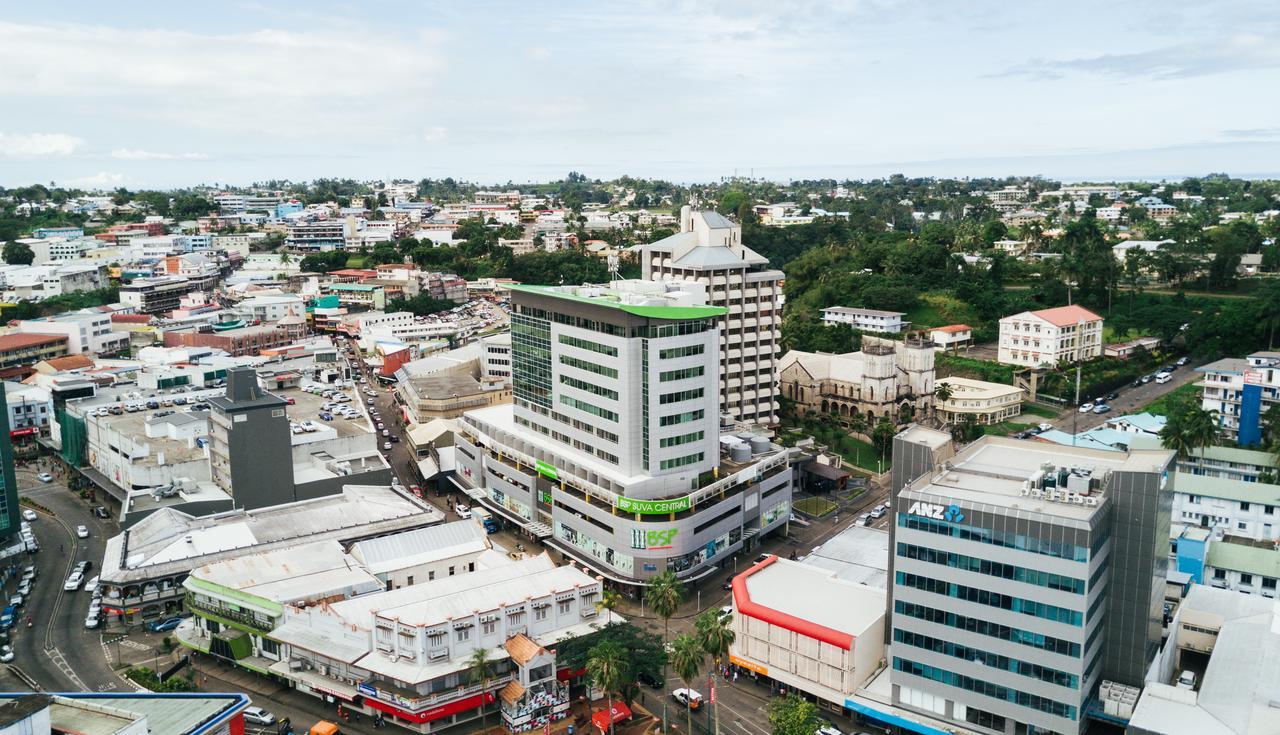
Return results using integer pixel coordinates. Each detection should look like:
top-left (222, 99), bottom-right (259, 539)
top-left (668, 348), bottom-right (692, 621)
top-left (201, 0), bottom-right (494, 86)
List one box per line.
top-left (767, 694), bottom-right (820, 735)
top-left (555, 622), bottom-right (666, 709)
top-left (596, 588), bottom-right (623, 625)
top-left (586, 640), bottom-right (628, 735)
top-left (669, 634), bottom-right (705, 735)
top-left (694, 609), bottom-right (735, 735)
top-left (872, 416), bottom-right (896, 460)
top-left (466, 647), bottom-right (496, 733)
top-left (643, 570), bottom-right (684, 644)
top-left (2, 241), bottom-right (34, 265)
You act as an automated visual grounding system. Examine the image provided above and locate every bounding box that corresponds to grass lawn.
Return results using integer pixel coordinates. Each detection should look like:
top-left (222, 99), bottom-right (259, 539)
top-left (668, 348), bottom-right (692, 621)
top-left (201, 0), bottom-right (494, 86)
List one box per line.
top-left (1021, 403), bottom-right (1059, 418)
top-left (982, 420), bottom-right (1031, 436)
top-left (906, 292), bottom-right (982, 330)
top-left (345, 256), bottom-right (366, 267)
top-left (779, 420), bottom-right (890, 473)
top-left (1142, 382), bottom-right (1199, 417)
top-left (793, 497), bottom-right (839, 518)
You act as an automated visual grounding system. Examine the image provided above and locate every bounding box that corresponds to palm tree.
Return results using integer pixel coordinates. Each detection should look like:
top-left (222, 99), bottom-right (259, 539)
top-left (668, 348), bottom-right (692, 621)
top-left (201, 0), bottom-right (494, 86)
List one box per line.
top-left (467, 647), bottom-right (496, 734)
top-left (278, 250), bottom-right (293, 265)
top-left (669, 634), bottom-right (706, 735)
top-left (586, 640), bottom-right (627, 735)
top-left (643, 571), bottom-right (685, 645)
top-left (1159, 409), bottom-right (1195, 460)
top-left (1185, 405), bottom-right (1220, 457)
top-left (596, 589), bottom-right (623, 625)
top-left (694, 610), bottom-right (735, 735)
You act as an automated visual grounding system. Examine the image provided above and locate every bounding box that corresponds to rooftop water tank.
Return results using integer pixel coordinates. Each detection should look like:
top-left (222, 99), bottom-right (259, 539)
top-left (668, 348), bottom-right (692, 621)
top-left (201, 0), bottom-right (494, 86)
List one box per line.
top-left (749, 436), bottom-right (771, 454)
top-left (730, 443), bottom-right (751, 463)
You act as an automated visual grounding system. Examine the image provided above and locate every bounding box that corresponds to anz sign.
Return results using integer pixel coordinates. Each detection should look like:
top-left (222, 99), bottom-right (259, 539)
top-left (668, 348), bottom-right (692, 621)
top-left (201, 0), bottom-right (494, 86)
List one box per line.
top-left (907, 501), bottom-right (965, 523)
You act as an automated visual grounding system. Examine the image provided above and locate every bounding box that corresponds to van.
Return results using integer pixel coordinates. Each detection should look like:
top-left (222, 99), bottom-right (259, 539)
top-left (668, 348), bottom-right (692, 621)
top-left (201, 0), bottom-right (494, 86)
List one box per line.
top-left (1155, 372), bottom-right (1173, 384)
top-left (1176, 670), bottom-right (1196, 690)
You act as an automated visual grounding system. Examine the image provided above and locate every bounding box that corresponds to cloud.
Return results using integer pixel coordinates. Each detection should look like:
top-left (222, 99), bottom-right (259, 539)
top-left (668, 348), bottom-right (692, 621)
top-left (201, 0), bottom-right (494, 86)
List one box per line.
top-left (1000, 33), bottom-right (1280, 81)
top-left (421, 127), bottom-right (448, 143)
top-left (1222, 128), bottom-right (1280, 140)
top-left (526, 46), bottom-right (551, 61)
top-left (67, 172), bottom-right (126, 189)
top-left (0, 21), bottom-right (445, 139)
top-left (0, 131), bottom-right (84, 157)
top-left (110, 148), bottom-right (209, 160)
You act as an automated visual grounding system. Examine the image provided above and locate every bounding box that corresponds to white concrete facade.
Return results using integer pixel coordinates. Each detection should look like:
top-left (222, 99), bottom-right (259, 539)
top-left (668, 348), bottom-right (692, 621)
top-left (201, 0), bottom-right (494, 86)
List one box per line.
top-left (636, 208), bottom-right (782, 425)
top-left (997, 305), bottom-right (1104, 367)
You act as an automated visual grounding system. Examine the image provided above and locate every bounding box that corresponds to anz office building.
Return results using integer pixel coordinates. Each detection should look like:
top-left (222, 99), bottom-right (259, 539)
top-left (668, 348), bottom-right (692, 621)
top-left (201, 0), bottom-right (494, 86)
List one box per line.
top-left (887, 430), bottom-right (1172, 735)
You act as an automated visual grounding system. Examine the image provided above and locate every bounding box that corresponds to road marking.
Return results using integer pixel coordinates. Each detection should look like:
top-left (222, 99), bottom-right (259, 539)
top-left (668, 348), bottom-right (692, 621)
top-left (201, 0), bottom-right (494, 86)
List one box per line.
top-left (46, 647), bottom-right (87, 691)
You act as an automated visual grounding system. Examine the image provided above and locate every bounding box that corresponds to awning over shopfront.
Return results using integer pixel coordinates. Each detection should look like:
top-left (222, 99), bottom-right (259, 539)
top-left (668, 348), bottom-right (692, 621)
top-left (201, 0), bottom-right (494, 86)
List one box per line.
top-left (363, 690), bottom-right (495, 724)
top-left (592, 702), bottom-right (632, 732)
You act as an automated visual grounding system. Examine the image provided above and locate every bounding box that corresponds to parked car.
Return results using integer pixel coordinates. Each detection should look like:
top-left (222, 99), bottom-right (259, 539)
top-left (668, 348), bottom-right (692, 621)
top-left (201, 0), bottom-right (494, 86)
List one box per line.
top-left (36, 473), bottom-right (53, 483)
top-left (1176, 356), bottom-right (1189, 366)
top-left (63, 572), bottom-right (84, 591)
top-left (75, 525), bottom-right (89, 539)
top-left (0, 645), bottom-right (12, 662)
top-left (146, 616), bottom-right (184, 633)
top-left (858, 513), bottom-right (872, 526)
top-left (637, 670), bottom-right (664, 689)
top-left (8, 594), bottom-right (22, 609)
top-left (243, 707), bottom-right (276, 726)
top-left (21, 509), bottom-right (36, 522)
top-left (1156, 372), bottom-right (1173, 384)
top-left (84, 613), bottom-right (100, 630)
top-left (1078, 402), bottom-right (1094, 413)
top-left (455, 504), bottom-right (472, 519)
top-left (1038, 422), bottom-right (1054, 432)
top-left (0, 606), bottom-right (14, 629)
top-left (816, 724), bottom-right (845, 735)
top-left (1105, 392), bottom-right (1119, 401)
top-left (16, 581), bottom-right (31, 597)
top-left (382, 441), bottom-right (392, 450)
top-left (1092, 404), bottom-right (1111, 414)
top-left (1140, 374), bottom-right (1154, 384)
top-left (1177, 670), bottom-right (1197, 690)
top-left (93, 506), bottom-right (110, 519)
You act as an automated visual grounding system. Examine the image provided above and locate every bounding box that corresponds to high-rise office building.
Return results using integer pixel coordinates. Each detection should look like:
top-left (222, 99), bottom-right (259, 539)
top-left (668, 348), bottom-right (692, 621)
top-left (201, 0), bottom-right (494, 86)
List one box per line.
top-left (634, 207), bottom-right (783, 425)
top-left (454, 280), bottom-right (793, 586)
top-left (0, 388), bottom-right (20, 543)
top-left (887, 429), bottom-right (1172, 735)
top-left (206, 367), bottom-right (296, 509)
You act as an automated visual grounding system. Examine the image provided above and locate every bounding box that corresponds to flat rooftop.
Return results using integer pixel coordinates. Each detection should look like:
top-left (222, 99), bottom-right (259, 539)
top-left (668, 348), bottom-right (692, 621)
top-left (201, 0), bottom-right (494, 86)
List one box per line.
top-left (102, 485), bottom-right (443, 584)
top-left (800, 525), bottom-right (890, 589)
top-left (190, 538), bottom-right (382, 605)
top-left (904, 435), bottom-right (1173, 521)
top-left (735, 556), bottom-right (884, 649)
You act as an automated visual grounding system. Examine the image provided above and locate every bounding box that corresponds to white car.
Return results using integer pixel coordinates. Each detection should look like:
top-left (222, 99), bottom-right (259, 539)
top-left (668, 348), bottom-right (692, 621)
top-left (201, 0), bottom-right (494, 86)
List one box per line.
top-left (21, 509), bottom-right (36, 522)
top-left (816, 725), bottom-right (844, 735)
top-left (86, 576), bottom-right (99, 594)
top-left (243, 706), bottom-right (276, 726)
top-left (84, 613), bottom-right (100, 630)
top-left (36, 473), bottom-right (53, 483)
top-left (672, 688), bottom-right (703, 709)
top-left (455, 504), bottom-right (472, 519)
top-left (88, 600), bottom-right (102, 617)
top-left (382, 441), bottom-right (392, 450)
top-left (1038, 422), bottom-right (1054, 432)
top-left (0, 646), bottom-right (12, 663)
top-left (64, 572), bottom-right (84, 591)
top-left (76, 525), bottom-right (89, 539)
top-left (1078, 403), bottom-right (1094, 413)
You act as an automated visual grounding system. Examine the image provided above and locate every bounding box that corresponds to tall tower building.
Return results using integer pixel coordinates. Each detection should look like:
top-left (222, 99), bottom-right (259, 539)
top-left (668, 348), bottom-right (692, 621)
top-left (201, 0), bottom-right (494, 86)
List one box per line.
top-left (454, 280), bottom-right (794, 586)
top-left (206, 367), bottom-right (296, 509)
top-left (887, 430), bottom-right (1172, 735)
top-left (634, 207), bottom-right (783, 425)
top-left (0, 388), bottom-right (20, 543)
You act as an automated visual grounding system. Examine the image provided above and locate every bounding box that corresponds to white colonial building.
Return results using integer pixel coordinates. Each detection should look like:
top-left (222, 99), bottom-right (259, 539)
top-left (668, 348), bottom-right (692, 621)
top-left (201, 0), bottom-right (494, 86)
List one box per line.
top-left (997, 305), bottom-right (1104, 367)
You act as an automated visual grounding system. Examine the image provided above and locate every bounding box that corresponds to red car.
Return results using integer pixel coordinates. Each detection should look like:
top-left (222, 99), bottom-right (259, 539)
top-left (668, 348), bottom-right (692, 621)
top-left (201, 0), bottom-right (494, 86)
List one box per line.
top-left (285, 397), bottom-right (295, 405)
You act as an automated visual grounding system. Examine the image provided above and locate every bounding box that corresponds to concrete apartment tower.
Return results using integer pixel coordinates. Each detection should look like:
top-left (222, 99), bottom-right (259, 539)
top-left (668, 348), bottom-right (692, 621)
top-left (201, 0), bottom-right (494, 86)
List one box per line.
top-left (634, 206), bottom-right (783, 425)
top-left (206, 367), bottom-right (296, 509)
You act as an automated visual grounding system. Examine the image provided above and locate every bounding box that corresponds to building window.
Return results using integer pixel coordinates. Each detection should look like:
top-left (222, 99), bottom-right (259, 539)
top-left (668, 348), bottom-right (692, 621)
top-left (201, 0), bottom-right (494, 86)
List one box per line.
top-left (535, 607), bottom-right (548, 621)
top-left (558, 601), bottom-right (571, 615)
top-left (1238, 522), bottom-right (1248, 530)
top-left (1264, 578), bottom-right (1277, 590)
top-left (1214, 569), bottom-right (1227, 580)
top-left (1266, 505), bottom-right (1275, 515)
top-left (1241, 574), bottom-right (1254, 586)
top-left (482, 621), bottom-right (496, 635)
top-left (457, 628), bottom-right (471, 642)
top-left (1242, 502), bottom-right (1252, 511)
top-left (261, 638), bottom-right (280, 656)
top-left (449, 566), bottom-right (455, 576)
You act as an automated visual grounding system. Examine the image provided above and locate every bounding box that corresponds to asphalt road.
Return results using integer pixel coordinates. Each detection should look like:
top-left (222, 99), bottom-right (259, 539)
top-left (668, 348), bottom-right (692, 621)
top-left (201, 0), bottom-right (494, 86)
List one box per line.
top-left (8, 465), bottom-right (127, 693)
top-left (1041, 360), bottom-right (1202, 434)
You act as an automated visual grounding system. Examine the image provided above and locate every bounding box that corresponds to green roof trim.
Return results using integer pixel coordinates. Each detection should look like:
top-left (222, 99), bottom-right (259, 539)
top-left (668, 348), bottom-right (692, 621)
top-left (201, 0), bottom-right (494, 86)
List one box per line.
top-left (510, 284), bottom-right (727, 320)
top-left (1206, 541), bottom-right (1280, 577)
top-left (185, 576), bottom-right (284, 617)
top-left (1175, 472), bottom-right (1280, 505)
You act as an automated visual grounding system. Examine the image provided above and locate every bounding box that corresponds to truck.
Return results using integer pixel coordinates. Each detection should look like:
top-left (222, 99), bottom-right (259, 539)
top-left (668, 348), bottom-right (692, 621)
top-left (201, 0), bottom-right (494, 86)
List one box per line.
top-left (473, 507), bottom-right (499, 534)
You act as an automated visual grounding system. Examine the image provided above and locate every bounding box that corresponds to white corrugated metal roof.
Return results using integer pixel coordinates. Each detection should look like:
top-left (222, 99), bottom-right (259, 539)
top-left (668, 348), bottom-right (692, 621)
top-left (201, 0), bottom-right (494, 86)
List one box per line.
top-left (347, 519), bottom-right (489, 575)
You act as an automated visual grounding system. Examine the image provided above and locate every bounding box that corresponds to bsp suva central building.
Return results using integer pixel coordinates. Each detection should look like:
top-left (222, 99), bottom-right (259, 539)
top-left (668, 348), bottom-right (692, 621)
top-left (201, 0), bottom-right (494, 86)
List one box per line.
top-left (453, 280), bottom-right (793, 586)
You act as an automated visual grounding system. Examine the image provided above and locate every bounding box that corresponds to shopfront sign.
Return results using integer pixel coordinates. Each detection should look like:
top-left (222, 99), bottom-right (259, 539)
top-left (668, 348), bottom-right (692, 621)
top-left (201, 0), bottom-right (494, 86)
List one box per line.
top-left (730, 654), bottom-right (768, 676)
top-left (535, 460), bottom-right (559, 480)
top-left (907, 501), bottom-right (964, 523)
top-left (630, 528), bottom-right (678, 550)
top-left (616, 495), bottom-right (691, 514)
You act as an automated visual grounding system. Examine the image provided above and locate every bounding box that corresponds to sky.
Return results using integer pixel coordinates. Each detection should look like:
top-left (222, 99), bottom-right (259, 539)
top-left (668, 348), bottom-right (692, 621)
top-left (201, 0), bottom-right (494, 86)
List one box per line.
top-left (1, 0), bottom-right (1278, 189)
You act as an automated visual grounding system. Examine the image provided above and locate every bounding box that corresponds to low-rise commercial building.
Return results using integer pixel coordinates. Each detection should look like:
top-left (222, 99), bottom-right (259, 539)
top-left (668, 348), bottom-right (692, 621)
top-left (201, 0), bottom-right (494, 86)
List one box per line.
top-left (934, 376), bottom-right (1024, 425)
top-left (0, 333), bottom-right (69, 379)
top-left (821, 307), bottom-right (910, 334)
top-left (928, 325), bottom-right (972, 350)
top-left (100, 485), bottom-right (443, 626)
top-left (119, 276), bottom-right (199, 314)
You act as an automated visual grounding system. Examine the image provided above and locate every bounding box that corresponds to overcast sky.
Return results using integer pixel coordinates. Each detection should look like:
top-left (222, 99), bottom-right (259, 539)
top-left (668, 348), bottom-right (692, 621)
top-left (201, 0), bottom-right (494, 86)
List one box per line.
top-left (1, 0), bottom-right (1278, 189)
